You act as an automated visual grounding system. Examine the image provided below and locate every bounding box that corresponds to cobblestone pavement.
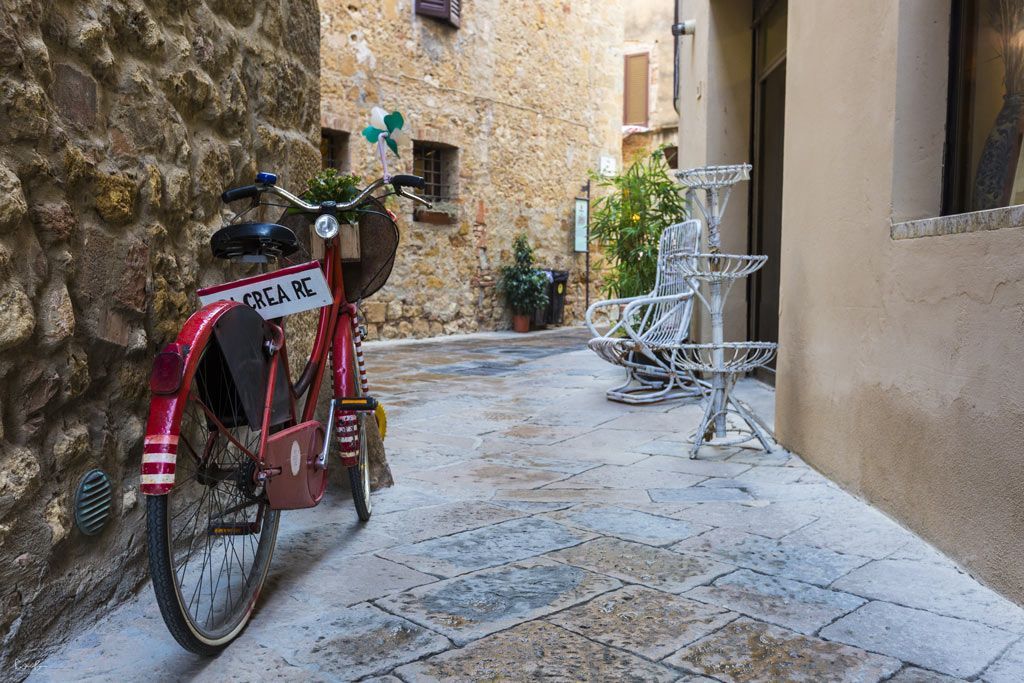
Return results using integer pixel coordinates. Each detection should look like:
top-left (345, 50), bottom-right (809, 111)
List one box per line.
top-left (31, 329), bottom-right (1024, 682)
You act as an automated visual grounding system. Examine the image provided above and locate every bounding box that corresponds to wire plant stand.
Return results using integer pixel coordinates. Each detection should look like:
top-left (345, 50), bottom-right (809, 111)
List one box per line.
top-left (676, 164), bottom-right (777, 457)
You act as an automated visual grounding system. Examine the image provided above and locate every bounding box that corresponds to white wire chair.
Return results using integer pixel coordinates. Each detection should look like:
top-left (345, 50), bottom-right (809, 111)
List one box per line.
top-left (585, 220), bottom-right (705, 404)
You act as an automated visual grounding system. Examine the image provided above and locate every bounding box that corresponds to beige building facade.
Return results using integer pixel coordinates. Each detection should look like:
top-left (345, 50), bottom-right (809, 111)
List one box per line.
top-left (677, 0), bottom-right (1024, 604)
top-left (622, 0), bottom-right (679, 166)
top-left (319, 0), bottom-right (625, 338)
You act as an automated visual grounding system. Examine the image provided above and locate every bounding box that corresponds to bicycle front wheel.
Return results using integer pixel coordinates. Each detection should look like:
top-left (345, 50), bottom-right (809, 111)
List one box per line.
top-left (146, 337), bottom-right (280, 655)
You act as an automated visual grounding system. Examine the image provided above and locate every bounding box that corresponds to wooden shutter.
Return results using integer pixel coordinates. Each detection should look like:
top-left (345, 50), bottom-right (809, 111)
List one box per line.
top-left (624, 53), bottom-right (649, 126)
top-left (416, 0), bottom-right (460, 28)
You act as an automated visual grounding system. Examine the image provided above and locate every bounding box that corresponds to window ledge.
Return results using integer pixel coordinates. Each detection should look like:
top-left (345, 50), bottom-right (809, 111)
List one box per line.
top-left (891, 204), bottom-right (1024, 240)
top-left (413, 207), bottom-right (458, 225)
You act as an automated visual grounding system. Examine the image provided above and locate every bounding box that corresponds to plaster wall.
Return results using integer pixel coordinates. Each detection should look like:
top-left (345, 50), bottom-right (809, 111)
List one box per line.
top-left (775, 0), bottom-right (1024, 604)
top-left (676, 0), bottom-right (751, 342)
top-left (319, 0), bottom-right (624, 338)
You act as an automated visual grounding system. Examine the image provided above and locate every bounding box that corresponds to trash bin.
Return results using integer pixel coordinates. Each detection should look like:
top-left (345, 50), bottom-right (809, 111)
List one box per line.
top-left (533, 270), bottom-right (570, 327)
top-left (548, 270), bottom-right (569, 325)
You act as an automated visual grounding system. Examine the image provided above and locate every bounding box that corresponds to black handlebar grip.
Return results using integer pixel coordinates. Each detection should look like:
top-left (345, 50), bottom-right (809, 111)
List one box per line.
top-left (221, 185), bottom-right (261, 203)
top-left (391, 174), bottom-right (426, 190)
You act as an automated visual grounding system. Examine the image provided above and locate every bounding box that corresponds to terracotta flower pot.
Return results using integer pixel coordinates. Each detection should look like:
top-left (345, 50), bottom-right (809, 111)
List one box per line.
top-left (512, 314), bottom-right (531, 333)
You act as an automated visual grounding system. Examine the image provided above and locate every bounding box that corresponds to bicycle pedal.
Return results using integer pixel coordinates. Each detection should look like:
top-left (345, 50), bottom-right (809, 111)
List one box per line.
top-left (336, 396), bottom-right (378, 411)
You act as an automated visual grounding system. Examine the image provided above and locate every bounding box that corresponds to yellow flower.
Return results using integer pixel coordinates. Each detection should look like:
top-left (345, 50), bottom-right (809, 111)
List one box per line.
top-left (623, 189), bottom-right (630, 198)
top-left (631, 213), bottom-right (641, 223)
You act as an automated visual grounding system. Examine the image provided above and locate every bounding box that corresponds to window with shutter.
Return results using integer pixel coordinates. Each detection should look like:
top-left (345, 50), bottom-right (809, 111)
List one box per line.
top-left (623, 53), bottom-right (649, 127)
top-left (416, 0), bottom-right (460, 28)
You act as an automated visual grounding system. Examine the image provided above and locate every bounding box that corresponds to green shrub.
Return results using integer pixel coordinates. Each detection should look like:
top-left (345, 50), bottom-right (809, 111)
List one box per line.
top-left (498, 233), bottom-right (549, 315)
top-left (590, 147), bottom-right (688, 298)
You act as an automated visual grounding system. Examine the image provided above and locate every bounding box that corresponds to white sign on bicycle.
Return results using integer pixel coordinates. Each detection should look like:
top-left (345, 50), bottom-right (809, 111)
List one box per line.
top-left (197, 261), bottom-right (333, 319)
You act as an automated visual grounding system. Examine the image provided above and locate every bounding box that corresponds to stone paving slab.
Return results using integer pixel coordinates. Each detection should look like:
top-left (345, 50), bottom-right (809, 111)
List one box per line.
top-left (491, 486), bottom-right (641, 504)
top-left (379, 516), bottom-right (593, 577)
top-left (685, 568), bottom-right (865, 635)
top-left (820, 601), bottom-right (1017, 678)
top-left (672, 501), bottom-right (818, 539)
top-left (832, 559), bottom-right (1024, 632)
top-left (544, 504), bottom-right (710, 547)
top-left (492, 423), bottom-right (592, 445)
top-left (377, 557), bottom-right (620, 644)
top-left (889, 668), bottom-right (967, 682)
top-left (395, 620), bottom-right (680, 682)
top-left (548, 536), bottom-right (734, 593)
top-left (650, 486), bottom-right (755, 503)
top-left (673, 527), bottom-right (869, 586)
top-left (547, 463), bottom-right (706, 490)
top-left (667, 617), bottom-right (902, 682)
top-left (633, 453), bottom-right (754, 478)
top-left (546, 428), bottom-right (665, 464)
top-left (372, 500), bottom-right (524, 543)
top-left (407, 460), bottom-right (570, 492)
top-left (981, 637), bottom-right (1024, 682)
top-left (547, 585), bottom-right (738, 660)
top-left (482, 449), bottom-right (602, 474)
top-left (271, 603), bottom-right (451, 680)
top-left (259, 553), bottom-right (437, 615)
top-left (735, 465), bottom-right (808, 484)
top-left (782, 510), bottom-right (918, 559)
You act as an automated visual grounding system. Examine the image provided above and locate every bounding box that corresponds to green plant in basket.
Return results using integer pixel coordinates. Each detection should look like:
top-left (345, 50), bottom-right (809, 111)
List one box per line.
top-left (498, 233), bottom-right (549, 325)
top-left (590, 146), bottom-right (688, 299)
top-left (301, 168), bottom-right (363, 223)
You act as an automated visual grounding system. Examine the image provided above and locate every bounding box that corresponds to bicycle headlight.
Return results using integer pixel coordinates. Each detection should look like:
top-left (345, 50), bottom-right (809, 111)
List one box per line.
top-left (314, 214), bottom-right (340, 239)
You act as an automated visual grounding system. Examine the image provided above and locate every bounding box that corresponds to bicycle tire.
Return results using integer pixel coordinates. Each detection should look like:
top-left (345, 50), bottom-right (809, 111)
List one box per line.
top-left (146, 335), bottom-right (280, 655)
top-left (347, 347), bottom-right (373, 521)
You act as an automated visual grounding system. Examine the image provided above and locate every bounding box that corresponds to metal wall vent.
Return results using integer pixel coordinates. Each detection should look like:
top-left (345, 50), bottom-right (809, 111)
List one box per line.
top-left (74, 469), bottom-right (113, 536)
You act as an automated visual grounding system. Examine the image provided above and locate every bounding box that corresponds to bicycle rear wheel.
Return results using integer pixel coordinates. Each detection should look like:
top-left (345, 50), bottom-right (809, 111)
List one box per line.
top-left (146, 336), bottom-right (280, 655)
top-left (347, 356), bottom-right (373, 522)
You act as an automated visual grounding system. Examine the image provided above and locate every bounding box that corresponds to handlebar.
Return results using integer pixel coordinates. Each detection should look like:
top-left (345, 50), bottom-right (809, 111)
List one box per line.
top-left (220, 175), bottom-right (432, 212)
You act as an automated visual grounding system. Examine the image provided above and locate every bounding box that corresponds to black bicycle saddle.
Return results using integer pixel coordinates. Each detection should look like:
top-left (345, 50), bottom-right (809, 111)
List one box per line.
top-left (210, 222), bottom-right (298, 261)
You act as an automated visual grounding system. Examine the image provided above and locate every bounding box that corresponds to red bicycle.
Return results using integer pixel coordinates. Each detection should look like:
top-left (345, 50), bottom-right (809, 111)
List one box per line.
top-left (139, 169), bottom-right (429, 654)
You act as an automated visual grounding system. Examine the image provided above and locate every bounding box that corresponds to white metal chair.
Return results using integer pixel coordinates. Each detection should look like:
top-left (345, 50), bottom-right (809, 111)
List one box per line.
top-left (585, 220), bottom-right (705, 404)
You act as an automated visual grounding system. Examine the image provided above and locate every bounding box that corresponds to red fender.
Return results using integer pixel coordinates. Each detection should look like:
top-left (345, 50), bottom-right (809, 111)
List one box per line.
top-left (140, 300), bottom-right (244, 495)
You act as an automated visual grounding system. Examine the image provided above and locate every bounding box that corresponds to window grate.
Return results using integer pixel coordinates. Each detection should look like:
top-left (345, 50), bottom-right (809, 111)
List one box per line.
top-left (321, 129), bottom-right (350, 171)
top-left (413, 142), bottom-right (457, 202)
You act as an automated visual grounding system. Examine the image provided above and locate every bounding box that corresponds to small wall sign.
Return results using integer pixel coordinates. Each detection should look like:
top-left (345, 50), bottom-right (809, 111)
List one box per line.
top-left (574, 198), bottom-right (589, 253)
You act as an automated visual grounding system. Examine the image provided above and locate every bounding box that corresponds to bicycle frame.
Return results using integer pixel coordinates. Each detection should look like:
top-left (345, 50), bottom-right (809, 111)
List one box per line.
top-left (141, 231), bottom-right (357, 496)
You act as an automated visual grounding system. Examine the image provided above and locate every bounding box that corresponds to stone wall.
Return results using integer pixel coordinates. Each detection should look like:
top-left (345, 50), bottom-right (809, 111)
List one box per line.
top-left (319, 0), bottom-right (624, 338)
top-left (0, 0), bottom-right (320, 672)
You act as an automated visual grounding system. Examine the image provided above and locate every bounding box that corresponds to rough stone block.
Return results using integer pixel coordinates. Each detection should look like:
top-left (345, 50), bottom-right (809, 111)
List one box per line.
top-left (672, 528), bottom-right (868, 586)
top-left (379, 516), bottom-right (593, 577)
top-left (820, 601), bottom-right (1016, 678)
top-left (548, 536), bottom-right (734, 593)
top-left (377, 557), bottom-right (620, 644)
top-left (396, 621), bottom-right (678, 682)
top-left (685, 568), bottom-right (865, 635)
top-left (548, 585), bottom-right (737, 660)
top-left (667, 617), bottom-right (901, 682)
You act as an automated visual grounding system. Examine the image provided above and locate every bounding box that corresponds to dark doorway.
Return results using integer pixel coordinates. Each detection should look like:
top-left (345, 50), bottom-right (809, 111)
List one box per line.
top-left (749, 0), bottom-right (787, 384)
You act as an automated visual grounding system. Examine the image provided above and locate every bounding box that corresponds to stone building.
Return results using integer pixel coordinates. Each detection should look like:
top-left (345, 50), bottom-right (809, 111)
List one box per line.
top-left (319, 0), bottom-right (624, 338)
top-left (0, 0), bottom-right (320, 670)
top-left (622, 0), bottom-right (679, 168)
top-left (675, 0), bottom-right (1024, 605)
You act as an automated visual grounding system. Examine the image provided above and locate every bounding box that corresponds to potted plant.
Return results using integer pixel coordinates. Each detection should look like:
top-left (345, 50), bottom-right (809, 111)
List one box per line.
top-left (498, 233), bottom-right (549, 333)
